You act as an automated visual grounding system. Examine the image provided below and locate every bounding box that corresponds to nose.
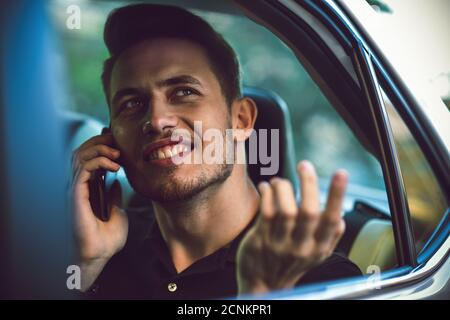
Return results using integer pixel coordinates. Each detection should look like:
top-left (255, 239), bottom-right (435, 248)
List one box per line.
top-left (142, 99), bottom-right (178, 135)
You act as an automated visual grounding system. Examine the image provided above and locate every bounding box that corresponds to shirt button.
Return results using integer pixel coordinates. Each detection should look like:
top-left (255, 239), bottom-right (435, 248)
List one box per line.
top-left (89, 283), bottom-right (99, 294)
top-left (167, 282), bottom-right (177, 293)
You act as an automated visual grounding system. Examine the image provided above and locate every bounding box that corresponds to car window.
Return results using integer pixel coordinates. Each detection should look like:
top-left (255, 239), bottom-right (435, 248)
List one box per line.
top-left (197, 10), bottom-right (387, 196)
top-left (48, 1), bottom-right (386, 196)
top-left (362, 0), bottom-right (450, 109)
top-left (381, 89), bottom-right (448, 253)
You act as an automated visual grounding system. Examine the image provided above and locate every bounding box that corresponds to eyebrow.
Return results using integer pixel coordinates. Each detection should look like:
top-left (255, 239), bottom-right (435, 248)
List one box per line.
top-left (111, 75), bottom-right (204, 108)
top-left (155, 74), bottom-right (203, 88)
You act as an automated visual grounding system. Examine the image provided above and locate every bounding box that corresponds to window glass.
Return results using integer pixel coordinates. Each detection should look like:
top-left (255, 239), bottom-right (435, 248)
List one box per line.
top-left (382, 90), bottom-right (448, 252)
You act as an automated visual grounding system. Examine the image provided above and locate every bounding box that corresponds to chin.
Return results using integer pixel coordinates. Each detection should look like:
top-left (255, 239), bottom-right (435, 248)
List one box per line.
top-left (130, 163), bottom-right (234, 203)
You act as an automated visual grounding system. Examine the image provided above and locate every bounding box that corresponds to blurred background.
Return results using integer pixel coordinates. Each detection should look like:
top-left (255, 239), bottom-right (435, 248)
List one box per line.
top-left (47, 0), bottom-right (387, 192)
top-left (45, 0), bottom-right (450, 193)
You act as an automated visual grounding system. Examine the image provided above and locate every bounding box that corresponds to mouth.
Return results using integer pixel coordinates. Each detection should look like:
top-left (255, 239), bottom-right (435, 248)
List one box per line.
top-left (142, 136), bottom-right (193, 165)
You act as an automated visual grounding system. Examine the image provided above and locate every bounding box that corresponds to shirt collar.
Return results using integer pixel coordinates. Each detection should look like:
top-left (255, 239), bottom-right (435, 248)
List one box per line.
top-left (142, 212), bottom-right (258, 273)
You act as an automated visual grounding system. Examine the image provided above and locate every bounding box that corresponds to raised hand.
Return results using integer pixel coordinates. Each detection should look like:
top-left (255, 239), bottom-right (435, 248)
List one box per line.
top-left (237, 161), bottom-right (348, 294)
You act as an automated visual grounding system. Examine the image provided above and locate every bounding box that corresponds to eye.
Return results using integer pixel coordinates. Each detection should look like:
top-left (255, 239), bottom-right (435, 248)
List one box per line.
top-left (174, 88), bottom-right (195, 97)
top-left (120, 98), bottom-right (144, 114)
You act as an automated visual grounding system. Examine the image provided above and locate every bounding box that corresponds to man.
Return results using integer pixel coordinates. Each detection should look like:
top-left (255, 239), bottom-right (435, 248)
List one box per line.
top-left (71, 4), bottom-right (361, 299)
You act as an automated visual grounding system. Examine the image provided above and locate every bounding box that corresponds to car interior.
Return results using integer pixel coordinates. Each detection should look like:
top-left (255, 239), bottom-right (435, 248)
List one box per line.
top-left (63, 85), bottom-right (397, 275)
top-left (57, 0), bottom-right (402, 279)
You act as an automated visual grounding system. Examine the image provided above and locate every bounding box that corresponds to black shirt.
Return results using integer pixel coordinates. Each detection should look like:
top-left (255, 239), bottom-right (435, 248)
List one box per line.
top-left (86, 207), bottom-right (361, 299)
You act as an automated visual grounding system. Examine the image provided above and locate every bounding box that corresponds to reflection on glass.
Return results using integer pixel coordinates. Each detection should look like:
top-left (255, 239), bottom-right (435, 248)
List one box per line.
top-left (383, 90), bottom-right (447, 252)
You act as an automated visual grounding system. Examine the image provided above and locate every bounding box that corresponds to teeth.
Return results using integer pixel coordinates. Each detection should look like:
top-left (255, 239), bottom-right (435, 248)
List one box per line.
top-left (149, 144), bottom-right (188, 160)
top-left (164, 149), bottom-right (172, 158)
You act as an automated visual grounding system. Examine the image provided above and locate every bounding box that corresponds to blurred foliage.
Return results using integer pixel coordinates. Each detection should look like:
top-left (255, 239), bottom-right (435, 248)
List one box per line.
top-left (48, 0), bottom-right (385, 190)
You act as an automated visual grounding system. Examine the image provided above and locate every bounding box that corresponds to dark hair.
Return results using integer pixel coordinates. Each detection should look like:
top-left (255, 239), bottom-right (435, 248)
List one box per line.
top-left (101, 4), bottom-right (241, 107)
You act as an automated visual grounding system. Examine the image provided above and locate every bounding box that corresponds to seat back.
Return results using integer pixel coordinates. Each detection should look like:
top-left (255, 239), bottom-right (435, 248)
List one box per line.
top-left (243, 87), bottom-right (298, 189)
top-left (348, 219), bottom-right (396, 273)
top-left (337, 201), bottom-right (397, 273)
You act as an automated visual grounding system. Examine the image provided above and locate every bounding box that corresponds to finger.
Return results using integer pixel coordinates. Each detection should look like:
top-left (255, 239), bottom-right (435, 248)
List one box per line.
top-left (291, 161), bottom-right (320, 244)
top-left (77, 132), bottom-right (115, 151)
top-left (291, 209), bottom-right (320, 246)
top-left (324, 170), bottom-right (348, 214)
top-left (314, 215), bottom-right (344, 248)
top-left (72, 133), bottom-right (115, 171)
top-left (327, 219), bottom-right (346, 256)
top-left (256, 181), bottom-right (275, 237)
top-left (74, 157), bottom-right (120, 186)
top-left (315, 170), bottom-right (348, 245)
top-left (76, 145), bottom-right (120, 163)
top-left (298, 160), bottom-right (320, 213)
top-left (270, 178), bottom-right (298, 242)
top-left (258, 181), bottom-right (275, 220)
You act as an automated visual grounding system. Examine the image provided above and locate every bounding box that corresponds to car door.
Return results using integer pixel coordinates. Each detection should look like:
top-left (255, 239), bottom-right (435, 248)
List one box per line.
top-left (232, 0), bottom-right (449, 299)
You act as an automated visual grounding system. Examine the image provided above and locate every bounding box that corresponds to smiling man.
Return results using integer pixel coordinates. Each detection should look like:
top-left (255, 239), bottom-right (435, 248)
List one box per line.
top-left (71, 4), bottom-right (361, 299)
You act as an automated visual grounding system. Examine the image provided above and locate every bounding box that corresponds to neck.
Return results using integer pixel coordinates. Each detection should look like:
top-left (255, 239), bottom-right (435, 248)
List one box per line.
top-left (152, 165), bottom-right (259, 273)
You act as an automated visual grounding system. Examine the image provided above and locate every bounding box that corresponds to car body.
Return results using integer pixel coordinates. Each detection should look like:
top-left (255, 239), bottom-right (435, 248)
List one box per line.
top-left (0, 0), bottom-right (448, 299)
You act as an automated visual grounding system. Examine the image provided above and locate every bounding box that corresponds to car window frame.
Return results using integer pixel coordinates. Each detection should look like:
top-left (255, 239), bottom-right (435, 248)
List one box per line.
top-left (233, 0), bottom-right (449, 299)
top-left (330, 0), bottom-right (449, 271)
top-left (235, 0), bottom-right (415, 265)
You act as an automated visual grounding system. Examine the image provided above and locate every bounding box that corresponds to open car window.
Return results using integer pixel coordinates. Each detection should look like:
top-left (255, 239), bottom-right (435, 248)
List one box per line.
top-left (48, 0), bottom-right (396, 284)
top-left (49, 1), bottom-right (386, 195)
top-left (381, 88), bottom-right (448, 253)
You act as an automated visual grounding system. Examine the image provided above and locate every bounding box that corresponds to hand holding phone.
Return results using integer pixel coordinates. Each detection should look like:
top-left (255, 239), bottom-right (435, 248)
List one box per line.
top-left (70, 127), bottom-right (128, 291)
top-left (88, 127), bottom-right (119, 221)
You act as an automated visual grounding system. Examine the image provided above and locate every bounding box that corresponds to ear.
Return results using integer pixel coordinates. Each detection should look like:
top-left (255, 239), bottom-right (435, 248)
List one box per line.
top-left (231, 97), bottom-right (258, 142)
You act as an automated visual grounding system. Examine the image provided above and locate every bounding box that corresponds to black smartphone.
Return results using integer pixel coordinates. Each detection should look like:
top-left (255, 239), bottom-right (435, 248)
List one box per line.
top-left (88, 126), bottom-right (118, 221)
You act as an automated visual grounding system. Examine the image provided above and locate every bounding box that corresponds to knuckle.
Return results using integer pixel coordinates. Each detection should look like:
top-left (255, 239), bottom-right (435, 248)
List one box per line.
top-left (322, 214), bottom-right (341, 226)
top-left (293, 248), bottom-right (310, 261)
top-left (269, 177), bottom-right (283, 186)
top-left (270, 243), bottom-right (288, 257)
top-left (273, 178), bottom-right (291, 189)
top-left (280, 207), bottom-right (297, 218)
top-left (98, 144), bottom-right (111, 154)
top-left (99, 156), bottom-right (111, 166)
top-left (315, 244), bottom-right (330, 257)
top-left (299, 208), bottom-right (319, 221)
top-left (261, 208), bottom-right (274, 219)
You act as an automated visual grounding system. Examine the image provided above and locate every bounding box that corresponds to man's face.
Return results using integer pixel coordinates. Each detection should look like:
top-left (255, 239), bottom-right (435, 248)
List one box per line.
top-left (109, 38), bottom-right (233, 202)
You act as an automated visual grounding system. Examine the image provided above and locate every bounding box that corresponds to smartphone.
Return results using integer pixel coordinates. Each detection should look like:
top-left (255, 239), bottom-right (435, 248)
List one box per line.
top-left (88, 126), bottom-right (118, 221)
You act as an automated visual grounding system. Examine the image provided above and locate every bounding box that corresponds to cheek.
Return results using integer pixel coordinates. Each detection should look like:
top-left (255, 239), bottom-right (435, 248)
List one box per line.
top-left (111, 124), bottom-right (138, 159)
top-left (111, 125), bottom-right (126, 146)
top-left (111, 125), bottom-right (125, 137)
